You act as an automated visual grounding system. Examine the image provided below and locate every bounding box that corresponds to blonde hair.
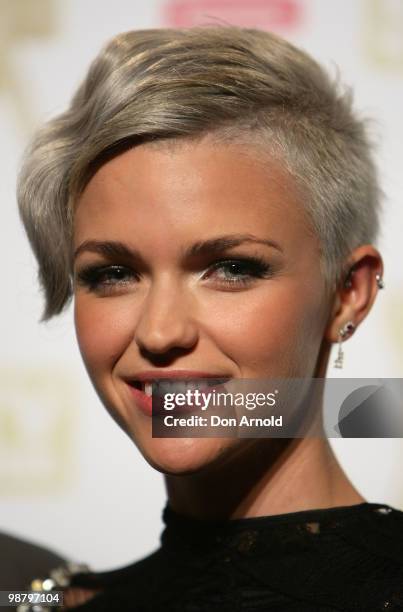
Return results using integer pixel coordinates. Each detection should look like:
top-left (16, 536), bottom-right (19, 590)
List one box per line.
top-left (17, 25), bottom-right (381, 320)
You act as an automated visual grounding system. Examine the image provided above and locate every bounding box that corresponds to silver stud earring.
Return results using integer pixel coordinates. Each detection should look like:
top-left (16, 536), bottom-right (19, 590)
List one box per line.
top-left (344, 268), bottom-right (354, 289)
top-left (375, 273), bottom-right (385, 289)
top-left (334, 321), bottom-right (355, 369)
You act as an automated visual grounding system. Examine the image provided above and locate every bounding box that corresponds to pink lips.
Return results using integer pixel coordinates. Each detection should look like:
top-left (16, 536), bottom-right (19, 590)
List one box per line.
top-left (128, 384), bottom-right (153, 416)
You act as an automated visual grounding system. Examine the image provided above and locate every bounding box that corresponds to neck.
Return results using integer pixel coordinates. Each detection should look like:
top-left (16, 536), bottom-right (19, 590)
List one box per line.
top-left (164, 436), bottom-right (365, 520)
top-left (165, 354), bottom-right (365, 520)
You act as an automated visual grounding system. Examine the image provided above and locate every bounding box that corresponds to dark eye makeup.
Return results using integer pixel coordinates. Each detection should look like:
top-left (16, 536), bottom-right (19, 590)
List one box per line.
top-left (204, 257), bottom-right (273, 285)
top-left (75, 256), bottom-right (274, 294)
top-left (75, 264), bottom-right (138, 291)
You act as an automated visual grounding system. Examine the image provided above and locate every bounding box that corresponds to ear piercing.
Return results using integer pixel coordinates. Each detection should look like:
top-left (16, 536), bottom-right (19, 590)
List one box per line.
top-left (375, 273), bottom-right (384, 289)
top-left (344, 269), bottom-right (354, 289)
top-left (336, 272), bottom-right (383, 369)
top-left (344, 270), bottom-right (385, 290)
top-left (334, 321), bottom-right (356, 369)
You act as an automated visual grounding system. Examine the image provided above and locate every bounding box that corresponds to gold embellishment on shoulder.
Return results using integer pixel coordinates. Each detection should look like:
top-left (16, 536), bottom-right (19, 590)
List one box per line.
top-left (17, 562), bottom-right (91, 612)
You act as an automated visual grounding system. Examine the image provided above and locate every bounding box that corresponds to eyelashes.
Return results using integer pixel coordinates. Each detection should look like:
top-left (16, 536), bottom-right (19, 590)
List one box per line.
top-left (76, 264), bottom-right (138, 291)
top-left (204, 257), bottom-right (273, 285)
top-left (75, 256), bottom-right (274, 294)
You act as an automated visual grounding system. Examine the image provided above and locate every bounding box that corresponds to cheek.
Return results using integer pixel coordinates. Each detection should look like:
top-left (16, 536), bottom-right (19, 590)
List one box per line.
top-left (74, 296), bottom-right (134, 378)
top-left (205, 283), bottom-right (326, 374)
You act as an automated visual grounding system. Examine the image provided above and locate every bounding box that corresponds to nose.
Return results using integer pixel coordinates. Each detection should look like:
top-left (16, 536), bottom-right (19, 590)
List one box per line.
top-left (133, 277), bottom-right (199, 356)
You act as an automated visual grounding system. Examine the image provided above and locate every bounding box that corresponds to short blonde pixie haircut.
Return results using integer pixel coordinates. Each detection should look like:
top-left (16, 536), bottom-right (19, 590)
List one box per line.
top-left (17, 26), bottom-right (381, 321)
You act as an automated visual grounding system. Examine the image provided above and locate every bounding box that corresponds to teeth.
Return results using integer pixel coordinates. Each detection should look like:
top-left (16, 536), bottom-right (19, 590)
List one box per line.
top-left (157, 381), bottom-right (197, 394)
top-left (144, 382), bottom-right (153, 397)
top-left (136, 378), bottom-right (229, 396)
top-left (155, 380), bottom-right (226, 393)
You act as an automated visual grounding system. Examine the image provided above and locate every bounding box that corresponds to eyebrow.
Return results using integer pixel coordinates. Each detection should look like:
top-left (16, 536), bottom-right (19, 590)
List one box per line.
top-left (73, 234), bottom-right (283, 261)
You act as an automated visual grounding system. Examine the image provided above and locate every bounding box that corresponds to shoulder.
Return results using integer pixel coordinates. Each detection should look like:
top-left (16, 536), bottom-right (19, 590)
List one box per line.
top-left (298, 503), bottom-right (403, 609)
top-left (338, 504), bottom-right (403, 563)
top-left (57, 549), bottom-right (164, 609)
top-left (45, 504), bottom-right (403, 611)
top-left (69, 547), bottom-right (163, 591)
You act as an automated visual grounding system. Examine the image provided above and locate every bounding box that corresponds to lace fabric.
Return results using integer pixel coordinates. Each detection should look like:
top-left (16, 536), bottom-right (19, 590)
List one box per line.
top-left (31, 502), bottom-right (403, 611)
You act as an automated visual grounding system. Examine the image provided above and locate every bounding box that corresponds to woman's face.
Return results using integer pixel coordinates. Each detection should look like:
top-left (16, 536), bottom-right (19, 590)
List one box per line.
top-left (73, 137), bottom-right (331, 474)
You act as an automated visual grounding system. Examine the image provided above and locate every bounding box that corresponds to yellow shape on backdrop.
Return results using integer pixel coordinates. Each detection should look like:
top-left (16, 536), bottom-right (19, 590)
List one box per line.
top-left (363, 0), bottom-right (403, 71)
top-left (0, 366), bottom-right (78, 496)
top-left (0, 0), bottom-right (56, 132)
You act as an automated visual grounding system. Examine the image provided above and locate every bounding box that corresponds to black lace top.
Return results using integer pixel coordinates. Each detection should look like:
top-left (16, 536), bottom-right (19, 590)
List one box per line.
top-left (66, 502), bottom-right (403, 611)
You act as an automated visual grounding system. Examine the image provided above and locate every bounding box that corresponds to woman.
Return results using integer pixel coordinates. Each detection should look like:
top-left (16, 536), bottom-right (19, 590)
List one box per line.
top-left (17, 25), bottom-right (403, 611)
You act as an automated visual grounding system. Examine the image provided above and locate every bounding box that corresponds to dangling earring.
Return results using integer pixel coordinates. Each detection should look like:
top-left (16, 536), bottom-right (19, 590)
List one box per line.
top-left (334, 321), bottom-right (355, 369)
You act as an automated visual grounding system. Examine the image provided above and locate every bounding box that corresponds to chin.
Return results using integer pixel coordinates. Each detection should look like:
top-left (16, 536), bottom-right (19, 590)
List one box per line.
top-left (132, 435), bottom-right (238, 475)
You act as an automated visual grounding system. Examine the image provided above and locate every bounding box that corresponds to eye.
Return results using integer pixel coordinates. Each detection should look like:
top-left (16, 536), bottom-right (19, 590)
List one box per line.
top-left (75, 257), bottom-right (274, 294)
top-left (203, 257), bottom-right (273, 287)
top-left (75, 264), bottom-right (138, 292)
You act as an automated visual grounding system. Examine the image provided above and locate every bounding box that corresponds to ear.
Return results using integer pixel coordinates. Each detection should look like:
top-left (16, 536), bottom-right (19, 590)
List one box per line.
top-left (324, 245), bottom-right (384, 343)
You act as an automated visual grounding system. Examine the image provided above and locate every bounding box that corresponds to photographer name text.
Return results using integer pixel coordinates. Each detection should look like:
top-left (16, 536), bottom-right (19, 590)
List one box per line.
top-left (163, 414), bottom-right (283, 428)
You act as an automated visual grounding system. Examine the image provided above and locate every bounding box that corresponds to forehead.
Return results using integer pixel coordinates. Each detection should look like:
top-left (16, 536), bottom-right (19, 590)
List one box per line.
top-left (73, 137), bottom-right (317, 256)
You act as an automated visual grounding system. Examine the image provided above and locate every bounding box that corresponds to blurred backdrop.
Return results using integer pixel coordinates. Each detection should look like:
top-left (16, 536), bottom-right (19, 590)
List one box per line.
top-left (1, 0), bottom-right (402, 570)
